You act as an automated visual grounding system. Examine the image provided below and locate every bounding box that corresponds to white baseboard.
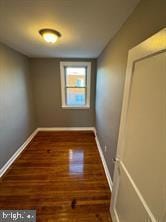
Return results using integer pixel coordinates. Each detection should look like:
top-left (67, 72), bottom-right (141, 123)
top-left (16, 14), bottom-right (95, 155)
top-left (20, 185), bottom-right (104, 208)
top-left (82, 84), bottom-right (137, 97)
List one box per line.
top-left (0, 129), bottom-right (38, 178)
top-left (0, 126), bottom-right (114, 220)
top-left (0, 127), bottom-right (95, 178)
top-left (38, 127), bottom-right (95, 132)
top-left (0, 126), bottom-right (112, 197)
top-left (94, 130), bottom-right (113, 191)
top-left (38, 127), bottom-right (113, 192)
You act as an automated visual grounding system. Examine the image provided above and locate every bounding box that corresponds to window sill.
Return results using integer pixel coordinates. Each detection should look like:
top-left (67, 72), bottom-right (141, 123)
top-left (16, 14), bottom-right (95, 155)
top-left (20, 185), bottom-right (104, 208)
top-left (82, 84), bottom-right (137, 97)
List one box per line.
top-left (62, 105), bottom-right (90, 109)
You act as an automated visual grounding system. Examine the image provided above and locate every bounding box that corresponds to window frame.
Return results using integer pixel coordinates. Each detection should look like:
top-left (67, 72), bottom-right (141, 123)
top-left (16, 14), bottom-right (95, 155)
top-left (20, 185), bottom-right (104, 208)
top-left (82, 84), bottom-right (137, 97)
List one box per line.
top-left (60, 61), bottom-right (91, 109)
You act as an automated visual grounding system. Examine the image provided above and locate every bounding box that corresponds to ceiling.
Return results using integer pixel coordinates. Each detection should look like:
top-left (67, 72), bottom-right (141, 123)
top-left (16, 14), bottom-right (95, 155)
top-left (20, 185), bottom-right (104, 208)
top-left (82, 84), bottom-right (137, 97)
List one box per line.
top-left (0, 0), bottom-right (140, 58)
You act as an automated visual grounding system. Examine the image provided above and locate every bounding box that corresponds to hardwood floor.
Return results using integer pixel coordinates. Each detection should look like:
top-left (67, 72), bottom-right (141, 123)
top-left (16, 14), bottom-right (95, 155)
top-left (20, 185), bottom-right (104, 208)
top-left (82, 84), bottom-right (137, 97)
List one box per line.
top-left (0, 131), bottom-right (112, 221)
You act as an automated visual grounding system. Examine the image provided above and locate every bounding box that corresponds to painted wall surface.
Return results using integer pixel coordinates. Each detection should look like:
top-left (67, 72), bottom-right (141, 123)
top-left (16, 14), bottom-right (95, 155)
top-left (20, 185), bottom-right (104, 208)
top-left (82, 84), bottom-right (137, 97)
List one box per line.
top-left (30, 58), bottom-right (96, 127)
top-left (96, 0), bottom-right (166, 178)
top-left (0, 43), bottom-right (36, 168)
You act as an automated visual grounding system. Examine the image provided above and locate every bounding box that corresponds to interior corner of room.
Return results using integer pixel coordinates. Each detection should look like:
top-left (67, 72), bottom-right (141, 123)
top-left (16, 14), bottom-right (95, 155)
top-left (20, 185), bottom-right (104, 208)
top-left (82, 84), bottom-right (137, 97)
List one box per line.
top-left (0, 0), bottom-right (165, 221)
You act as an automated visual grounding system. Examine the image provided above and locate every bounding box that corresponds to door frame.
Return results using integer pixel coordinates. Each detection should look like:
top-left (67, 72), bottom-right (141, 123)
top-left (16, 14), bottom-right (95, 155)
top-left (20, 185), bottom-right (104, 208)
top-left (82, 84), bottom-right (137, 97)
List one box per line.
top-left (110, 28), bottom-right (166, 222)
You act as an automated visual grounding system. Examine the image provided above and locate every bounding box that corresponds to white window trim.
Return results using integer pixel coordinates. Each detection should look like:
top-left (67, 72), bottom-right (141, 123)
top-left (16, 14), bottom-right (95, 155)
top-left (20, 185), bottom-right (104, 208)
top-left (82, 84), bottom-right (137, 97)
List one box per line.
top-left (60, 61), bottom-right (91, 109)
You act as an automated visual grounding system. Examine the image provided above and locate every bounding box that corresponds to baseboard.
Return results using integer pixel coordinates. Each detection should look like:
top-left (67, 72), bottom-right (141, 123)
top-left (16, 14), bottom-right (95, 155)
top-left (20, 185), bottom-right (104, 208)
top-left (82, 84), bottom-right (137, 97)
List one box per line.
top-left (37, 127), bottom-right (113, 191)
top-left (0, 126), bottom-right (112, 194)
top-left (0, 129), bottom-right (38, 178)
top-left (0, 127), bottom-right (95, 178)
top-left (94, 130), bottom-right (113, 191)
top-left (38, 127), bottom-right (95, 132)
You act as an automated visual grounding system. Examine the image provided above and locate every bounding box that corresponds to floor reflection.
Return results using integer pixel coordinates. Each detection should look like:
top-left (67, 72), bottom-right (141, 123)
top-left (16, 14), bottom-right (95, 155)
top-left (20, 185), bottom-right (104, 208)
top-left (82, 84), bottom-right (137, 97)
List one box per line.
top-left (69, 149), bottom-right (84, 175)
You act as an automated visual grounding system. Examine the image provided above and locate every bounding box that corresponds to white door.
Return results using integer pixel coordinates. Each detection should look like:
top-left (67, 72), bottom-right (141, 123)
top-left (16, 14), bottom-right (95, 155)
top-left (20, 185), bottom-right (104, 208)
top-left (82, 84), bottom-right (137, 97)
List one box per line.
top-left (111, 28), bottom-right (166, 222)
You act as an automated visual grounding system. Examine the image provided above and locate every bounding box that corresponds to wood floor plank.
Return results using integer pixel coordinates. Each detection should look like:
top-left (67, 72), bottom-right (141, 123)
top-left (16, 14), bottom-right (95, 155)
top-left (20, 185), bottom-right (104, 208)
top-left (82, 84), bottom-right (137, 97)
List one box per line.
top-left (0, 131), bottom-right (112, 221)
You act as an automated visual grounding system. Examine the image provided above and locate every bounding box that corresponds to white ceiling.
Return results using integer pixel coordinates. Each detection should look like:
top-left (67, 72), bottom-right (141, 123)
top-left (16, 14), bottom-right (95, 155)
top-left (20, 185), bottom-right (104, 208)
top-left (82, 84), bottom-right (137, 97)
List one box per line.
top-left (0, 0), bottom-right (140, 58)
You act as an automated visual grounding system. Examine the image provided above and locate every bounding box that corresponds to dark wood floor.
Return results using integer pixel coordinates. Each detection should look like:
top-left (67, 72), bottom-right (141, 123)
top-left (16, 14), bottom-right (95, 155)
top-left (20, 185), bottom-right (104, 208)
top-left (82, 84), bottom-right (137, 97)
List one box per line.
top-left (0, 131), bottom-right (112, 221)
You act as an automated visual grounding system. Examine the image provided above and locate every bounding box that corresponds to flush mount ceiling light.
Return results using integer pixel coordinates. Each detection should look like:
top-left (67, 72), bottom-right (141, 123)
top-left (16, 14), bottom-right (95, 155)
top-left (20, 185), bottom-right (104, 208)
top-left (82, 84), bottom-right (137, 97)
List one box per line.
top-left (39, 28), bottom-right (61, 44)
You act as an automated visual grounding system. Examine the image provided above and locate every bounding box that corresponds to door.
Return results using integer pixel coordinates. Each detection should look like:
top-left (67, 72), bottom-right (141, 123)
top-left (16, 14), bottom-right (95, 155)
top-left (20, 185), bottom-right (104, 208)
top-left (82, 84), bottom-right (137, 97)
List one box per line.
top-left (111, 28), bottom-right (166, 222)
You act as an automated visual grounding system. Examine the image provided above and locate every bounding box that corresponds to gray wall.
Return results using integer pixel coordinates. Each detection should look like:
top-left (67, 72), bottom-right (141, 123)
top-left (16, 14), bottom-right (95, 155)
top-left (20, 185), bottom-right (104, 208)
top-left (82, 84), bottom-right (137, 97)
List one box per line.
top-left (96, 0), bottom-right (166, 179)
top-left (30, 58), bottom-right (96, 127)
top-left (0, 43), bottom-right (36, 169)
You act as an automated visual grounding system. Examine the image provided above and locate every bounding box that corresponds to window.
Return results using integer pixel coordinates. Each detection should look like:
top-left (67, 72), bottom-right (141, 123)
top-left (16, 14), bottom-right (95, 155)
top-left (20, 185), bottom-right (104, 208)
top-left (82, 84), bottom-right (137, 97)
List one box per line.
top-left (60, 62), bottom-right (91, 108)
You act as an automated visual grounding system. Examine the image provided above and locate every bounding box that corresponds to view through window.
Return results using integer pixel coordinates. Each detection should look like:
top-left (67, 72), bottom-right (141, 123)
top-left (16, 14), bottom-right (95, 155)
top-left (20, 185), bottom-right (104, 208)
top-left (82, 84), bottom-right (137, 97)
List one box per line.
top-left (65, 67), bottom-right (86, 106)
top-left (60, 62), bottom-right (91, 108)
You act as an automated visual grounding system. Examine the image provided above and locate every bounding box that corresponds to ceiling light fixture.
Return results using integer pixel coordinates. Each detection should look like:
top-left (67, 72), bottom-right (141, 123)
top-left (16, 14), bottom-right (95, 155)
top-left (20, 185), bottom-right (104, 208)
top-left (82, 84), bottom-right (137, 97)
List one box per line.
top-left (39, 28), bottom-right (61, 43)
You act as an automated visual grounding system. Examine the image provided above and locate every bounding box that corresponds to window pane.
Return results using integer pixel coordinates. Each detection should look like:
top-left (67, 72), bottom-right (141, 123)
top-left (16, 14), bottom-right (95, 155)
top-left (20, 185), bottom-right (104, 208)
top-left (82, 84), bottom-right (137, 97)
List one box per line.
top-left (66, 88), bottom-right (86, 106)
top-left (65, 67), bottom-right (86, 87)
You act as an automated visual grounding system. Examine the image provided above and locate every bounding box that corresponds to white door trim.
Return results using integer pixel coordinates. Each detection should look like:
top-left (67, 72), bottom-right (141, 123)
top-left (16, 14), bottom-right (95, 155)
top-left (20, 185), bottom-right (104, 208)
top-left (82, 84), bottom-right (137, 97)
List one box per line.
top-left (111, 28), bottom-right (166, 221)
top-left (117, 28), bottom-right (166, 160)
top-left (111, 208), bottom-right (120, 222)
top-left (120, 161), bottom-right (156, 222)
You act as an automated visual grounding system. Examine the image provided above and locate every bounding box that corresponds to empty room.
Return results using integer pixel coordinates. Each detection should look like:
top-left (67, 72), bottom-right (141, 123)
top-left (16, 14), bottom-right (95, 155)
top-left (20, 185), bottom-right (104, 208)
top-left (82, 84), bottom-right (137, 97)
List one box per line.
top-left (0, 0), bottom-right (165, 221)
